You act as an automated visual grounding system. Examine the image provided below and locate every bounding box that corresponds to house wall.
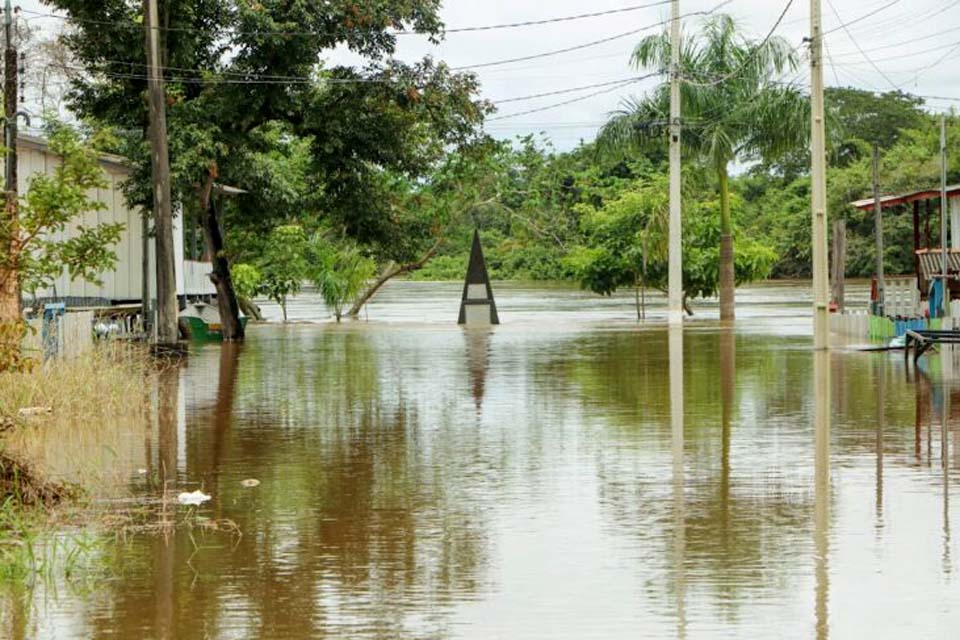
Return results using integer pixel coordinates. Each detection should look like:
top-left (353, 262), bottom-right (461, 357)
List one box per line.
top-left (14, 136), bottom-right (214, 304)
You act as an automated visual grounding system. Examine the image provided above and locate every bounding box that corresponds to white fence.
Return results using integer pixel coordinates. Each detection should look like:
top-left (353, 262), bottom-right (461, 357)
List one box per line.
top-left (884, 277), bottom-right (920, 317)
top-left (24, 311), bottom-right (94, 360)
top-left (830, 310), bottom-right (870, 339)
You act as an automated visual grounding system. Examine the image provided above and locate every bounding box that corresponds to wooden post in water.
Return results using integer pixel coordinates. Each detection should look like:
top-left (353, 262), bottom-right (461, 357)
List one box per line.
top-left (458, 230), bottom-right (499, 326)
top-left (941, 116), bottom-right (950, 317)
top-left (831, 219), bottom-right (846, 313)
top-left (144, 0), bottom-right (178, 348)
top-left (873, 145), bottom-right (885, 315)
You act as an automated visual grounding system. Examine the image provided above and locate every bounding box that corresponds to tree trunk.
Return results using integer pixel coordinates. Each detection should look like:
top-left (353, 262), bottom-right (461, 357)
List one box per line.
top-left (347, 235), bottom-right (445, 317)
top-left (280, 297), bottom-right (287, 323)
top-left (718, 163), bottom-right (735, 322)
top-left (238, 297), bottom-right (262, 321)
top-left (199, 174), bottom-right (244, 341)
top-left (0, 238), bottom-right (19, 324)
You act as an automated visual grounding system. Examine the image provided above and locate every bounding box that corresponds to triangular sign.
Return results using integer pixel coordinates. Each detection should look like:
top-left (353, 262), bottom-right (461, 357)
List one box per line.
top-left (458, 229), bottom-right (499, 325)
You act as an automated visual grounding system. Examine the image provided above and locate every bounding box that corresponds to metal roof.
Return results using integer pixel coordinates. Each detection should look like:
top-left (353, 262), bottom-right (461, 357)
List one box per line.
top-left (18, 132), bottom-right (132, 173)
top-left (850, 184), bottom-right (960, 211)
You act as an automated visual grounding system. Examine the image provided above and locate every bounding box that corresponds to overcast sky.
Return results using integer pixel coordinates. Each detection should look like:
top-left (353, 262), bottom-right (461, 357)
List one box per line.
top-left (19, 0), bottom-right (960, 150)
top-left (386, 0), bottom-right (960, 150)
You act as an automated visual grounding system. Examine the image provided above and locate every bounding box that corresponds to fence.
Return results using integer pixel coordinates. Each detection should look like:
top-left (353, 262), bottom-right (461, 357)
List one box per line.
top-left (23, 309), bottom-right (94, 361)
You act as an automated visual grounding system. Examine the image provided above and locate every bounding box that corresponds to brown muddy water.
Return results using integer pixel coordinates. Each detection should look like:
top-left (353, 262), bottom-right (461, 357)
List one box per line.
top-left (3, 281), bottom-right (960, 639)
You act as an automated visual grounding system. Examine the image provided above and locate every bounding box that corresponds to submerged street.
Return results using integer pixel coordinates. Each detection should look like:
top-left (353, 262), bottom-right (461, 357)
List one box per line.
top-left (4, 282), bottom-right (959, 638)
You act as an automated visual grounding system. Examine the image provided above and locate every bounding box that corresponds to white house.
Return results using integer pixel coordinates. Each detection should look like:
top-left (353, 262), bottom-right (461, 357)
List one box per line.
top-left (15, 133), bottom-right (218, 307)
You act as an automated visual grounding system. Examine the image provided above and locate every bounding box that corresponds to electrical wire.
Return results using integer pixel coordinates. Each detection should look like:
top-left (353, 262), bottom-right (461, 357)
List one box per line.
top-left (492, 78), bottom-right (645, 104)
top-left (452, 1), bottom-right (732, 72)
top-left (821, 0), bottom-right (902, 37)
top-left (488, 73), bottom-right (660, 121)
top-left (824, 0), bottom-right (900, 91)
top-left (18, 2), bottom-right (674, 38)
top-left (681, 0), bottom-right (796, 88)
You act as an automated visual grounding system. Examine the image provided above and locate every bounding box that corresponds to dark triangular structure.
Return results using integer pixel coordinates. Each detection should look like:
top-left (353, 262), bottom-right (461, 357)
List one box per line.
top-left (458, 229), bottom-right (500, 325)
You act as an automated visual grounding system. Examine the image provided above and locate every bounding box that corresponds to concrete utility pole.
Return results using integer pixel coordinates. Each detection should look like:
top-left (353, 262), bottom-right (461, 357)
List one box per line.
top-left (941, 116), bottom-right (949, 317)
top-left (144, 0), bottom-right (178, 346)
top-left (810, 0), bottom-right (830, 350)
top-left (0, 0), bottom-right (19, 324)
top-left (668, 0), bottom-right (683, 325)
top-left (872, 145), bottom-right (885, 315)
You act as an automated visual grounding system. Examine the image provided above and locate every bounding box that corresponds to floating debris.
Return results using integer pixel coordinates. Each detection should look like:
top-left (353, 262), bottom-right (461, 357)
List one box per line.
top-left (17, 406), bottom-right (52, 418)
top-left (176, 490), bottom-right (212, 506)
top-left (240, 478), bottom-right (260, 488)
top-left (136, 468), bottom-right (148, 475)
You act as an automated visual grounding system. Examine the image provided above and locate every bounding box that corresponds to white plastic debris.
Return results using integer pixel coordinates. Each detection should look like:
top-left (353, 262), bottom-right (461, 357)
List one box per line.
top-left (240, 478), bottom-right (260, 488)
top-left (17, 406), bottom-right (52, 418)
top-left (136, 468), bottom-right (148, 475)
top-left (177, 490), bottom-right (212, 506)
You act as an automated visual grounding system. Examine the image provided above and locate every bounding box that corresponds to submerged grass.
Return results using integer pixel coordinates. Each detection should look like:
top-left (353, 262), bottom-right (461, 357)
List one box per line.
top-left (0, 344), bottom-right (156, 584)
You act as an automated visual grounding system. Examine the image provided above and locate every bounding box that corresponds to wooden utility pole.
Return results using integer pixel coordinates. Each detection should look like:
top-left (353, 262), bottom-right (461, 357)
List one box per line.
top-left (0, 0), bottom-right (18, 324)
top-left (831, 219), bottom-right (845, 313)
top-left (810, 0), bottom-right (830, 350)
top-left (668, 0), bottom-right (683, 325)
top-left (872, 145), bottom-right (885, 315)
top-left (940, 115), bottom-right (949, 317)
top-left (144, 0), bottom-right (178, 346)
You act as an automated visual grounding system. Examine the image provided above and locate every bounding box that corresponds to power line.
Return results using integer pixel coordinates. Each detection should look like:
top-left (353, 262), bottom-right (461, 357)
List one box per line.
top-left (824, 0), bottom-right (900, 91)
top-left (19, 2), bottom-right (674, 38)
top-left (827, 17), bottom-right (960, 58)
top-left (452, 1), bottom-right (732, 71)
top-left (488, 73), bottom-right (660, 121)
top-left (681, 0), bottom-right (796, 88)
top-left (28, 1), bottom-right (732, 85)
top-left (493, 78), bottom-right (644, 104)
top-left (821, 0), bottom-right (902, 37)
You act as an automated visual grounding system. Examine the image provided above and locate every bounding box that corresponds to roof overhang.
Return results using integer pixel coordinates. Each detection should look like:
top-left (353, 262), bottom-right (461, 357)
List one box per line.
top-left (17, 132), bottom-right (133, 174)
top-left (850, 184), bottom-right (960, 211)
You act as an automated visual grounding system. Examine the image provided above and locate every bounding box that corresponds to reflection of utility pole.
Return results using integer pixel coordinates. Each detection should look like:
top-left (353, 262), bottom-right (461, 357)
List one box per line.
top-left (810, 0), bottom-right (830, 350)
top-left (668, 0), bottom-right (683, 325)
top-left (668, 325), bottom-right (686, 638)
top-left (144, 0), bottom-right (178, 347)
top-left (813, 350), bottom-right (830, 640)
top-left (873, 145), bottom-right (885, 315)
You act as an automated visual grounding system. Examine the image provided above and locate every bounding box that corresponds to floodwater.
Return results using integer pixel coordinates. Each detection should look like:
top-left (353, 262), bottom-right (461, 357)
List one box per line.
top-left (4, 281), bottom-right (960, 639)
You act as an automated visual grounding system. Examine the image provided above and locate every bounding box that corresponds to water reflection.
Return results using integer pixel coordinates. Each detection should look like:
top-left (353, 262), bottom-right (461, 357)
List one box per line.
top-left (813, 350), bottom-right (830, 640)
top-left (4, 284), bottom-right (960, 638)
top-left (464, 328), bottom-right (493, 413)
top-left (669, 326), bottom-right (686, 639)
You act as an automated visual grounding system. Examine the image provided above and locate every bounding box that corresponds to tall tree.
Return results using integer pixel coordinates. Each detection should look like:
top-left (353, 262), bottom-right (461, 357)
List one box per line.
top-left (600, 14), bottom-right (808, 321)
top-left (47, 0), bottom-right (487, 338)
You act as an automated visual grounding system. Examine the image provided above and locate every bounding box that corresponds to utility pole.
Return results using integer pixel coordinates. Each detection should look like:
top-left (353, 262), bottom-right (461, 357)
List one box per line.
top-left (810, 0), bottom-right (830, 350)
top-left (144, 0), bottom-right (178, 347)
top-left (0, 0), bottom-right (18, 324)
top-left (872, 145), bottom-right (885, 316)
top-left (940, 115), bottom-right (949, 318)
top-left (668, 0), bottom-right (683, 325)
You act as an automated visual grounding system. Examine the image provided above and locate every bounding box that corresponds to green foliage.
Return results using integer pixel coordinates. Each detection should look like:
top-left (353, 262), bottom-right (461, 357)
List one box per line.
top-left (0, 123), bottom-right (122, 298)
top-left (230, 263), bottom-right (262, 301)
top-left (310, 241), bottom-right (376, 322)
top-left (411, 254), bottom-right (467, 281)
top-left (259, 226), bottom-right (309, 322)
top-left (567, 175), bottom-right (775, 313)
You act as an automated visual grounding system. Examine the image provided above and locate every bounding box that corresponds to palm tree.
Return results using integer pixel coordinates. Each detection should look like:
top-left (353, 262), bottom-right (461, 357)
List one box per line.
top-left (601, 15), bottom-right (809, 320)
